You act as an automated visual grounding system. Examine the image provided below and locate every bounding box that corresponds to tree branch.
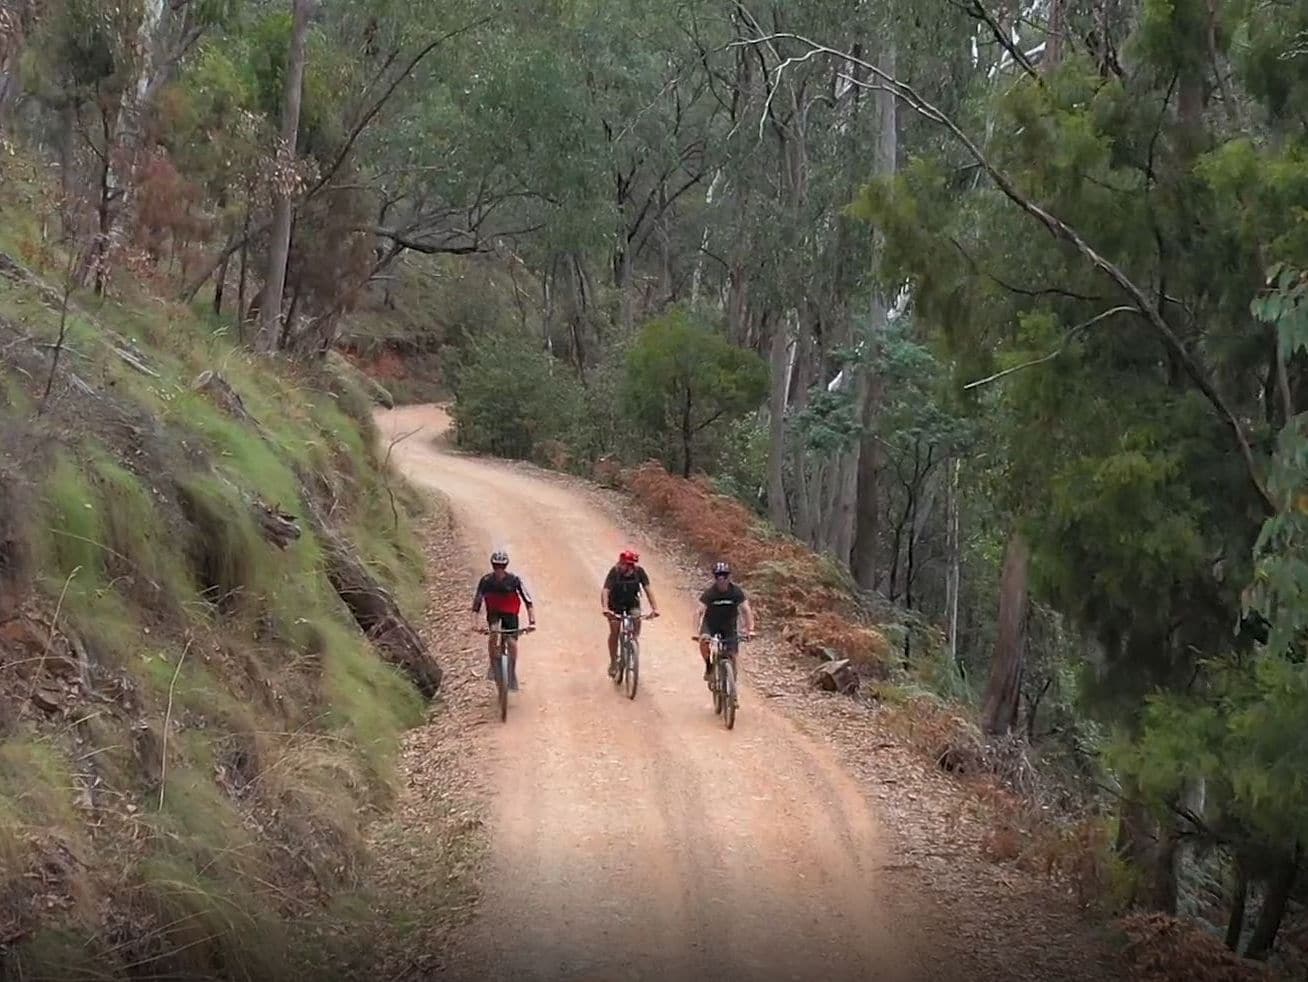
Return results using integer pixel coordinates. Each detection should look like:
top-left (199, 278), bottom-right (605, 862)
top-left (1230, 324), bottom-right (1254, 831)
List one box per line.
top-left (950, 0), bottom-right (1044, 84)
top-left (306, 15), bottom-right (498, 200)
top-left (736, 30), bottom-right (1276, 514)
top-left (963, 305), bottom-right (1137, 389)
top-left (949, 236), bottom-right (1108, 302)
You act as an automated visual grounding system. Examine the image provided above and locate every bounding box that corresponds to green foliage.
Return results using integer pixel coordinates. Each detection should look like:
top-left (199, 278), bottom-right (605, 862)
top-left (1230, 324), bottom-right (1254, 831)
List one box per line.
top-left (449, 328), bottom-right (584, 460)
top-left (623, 310), bottom-right (768, 477)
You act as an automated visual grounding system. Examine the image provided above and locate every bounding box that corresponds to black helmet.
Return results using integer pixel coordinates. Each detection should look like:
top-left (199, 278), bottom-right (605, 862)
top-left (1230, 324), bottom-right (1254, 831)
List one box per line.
top-left (712, 561), bottom-right (731, 576)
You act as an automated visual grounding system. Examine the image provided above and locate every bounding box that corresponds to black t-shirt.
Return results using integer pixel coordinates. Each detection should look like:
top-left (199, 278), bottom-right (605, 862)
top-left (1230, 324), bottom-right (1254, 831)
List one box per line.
top-left (699, 583), bottom-right (746, 636)
top-left (604, 564), bottom-right (649, 611)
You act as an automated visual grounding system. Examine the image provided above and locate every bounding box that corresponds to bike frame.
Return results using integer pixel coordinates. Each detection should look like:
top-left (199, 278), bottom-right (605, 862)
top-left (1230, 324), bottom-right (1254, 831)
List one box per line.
top-left (483, 625), bottom-right (534, 721)
top-left (608, 610), bottom-right (654, 699)
top-left (698, 632), bottom-right (748, 730)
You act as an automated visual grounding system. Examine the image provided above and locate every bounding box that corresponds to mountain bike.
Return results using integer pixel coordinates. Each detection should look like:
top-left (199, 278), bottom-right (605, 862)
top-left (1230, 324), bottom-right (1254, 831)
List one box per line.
top-left (695, 633), bottom-right (749, 730)
top-left (605, 610), bottom-right (656, 700)
top-left (481, 625), bottom-right (534, 722)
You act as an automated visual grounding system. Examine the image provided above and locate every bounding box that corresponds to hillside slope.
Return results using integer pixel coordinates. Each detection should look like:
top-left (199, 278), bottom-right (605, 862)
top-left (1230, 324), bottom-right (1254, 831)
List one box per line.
top-left (0, 223), bottom-right (443, 977)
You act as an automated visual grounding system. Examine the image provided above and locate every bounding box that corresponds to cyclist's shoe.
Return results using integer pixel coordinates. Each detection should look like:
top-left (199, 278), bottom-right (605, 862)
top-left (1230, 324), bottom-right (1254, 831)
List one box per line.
top-left (607, 660), bottom-right (618, 679)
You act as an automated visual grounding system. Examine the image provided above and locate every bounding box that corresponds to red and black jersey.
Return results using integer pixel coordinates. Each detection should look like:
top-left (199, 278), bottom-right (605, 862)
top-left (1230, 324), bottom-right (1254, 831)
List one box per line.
top-left (472, 571), bottom-right (534, 616)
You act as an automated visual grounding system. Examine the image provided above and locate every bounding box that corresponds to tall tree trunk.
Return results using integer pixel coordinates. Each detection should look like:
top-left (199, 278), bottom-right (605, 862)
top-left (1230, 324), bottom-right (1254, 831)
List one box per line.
top-left (1116, 785), bottom-right (1180, 914)
top-left (50, 99), bottom-right (78, 243)
top-left (691, 169), bottom-right (722, 307)
top-left (945, 457), bottom-right (962, 668)
top-left (258, 0), bottom-right (313, 353)
top-left (1226, 858), bottom-right (1249, 951)
top-left (681, 383), bottom-right (694, 478)
top-left (790, 316), bottom-right (818, 545)
top-left (1045, 0), bottom-right (1066, 69)
top-left (980, 530), bottom-right (1030, 735)
top-left (101, 0), bottom-right (167, 271)
top-left (851, 39), bottom-right (897, 589)
top-left (236, 223), bottom-right (249, 343)
top-left (213, 254), bottom-right (228, 316)
top-left (827, 390), bottom-right (862, 564)
top-left (1245, 844), bottom-right (1300, 961)
top-left (766, 322), bottom-right (793, 529)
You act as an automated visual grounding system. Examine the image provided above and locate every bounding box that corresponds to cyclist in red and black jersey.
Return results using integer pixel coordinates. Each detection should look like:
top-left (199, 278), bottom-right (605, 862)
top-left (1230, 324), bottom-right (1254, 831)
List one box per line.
top-left (470, 549), bottom-right (536, 689)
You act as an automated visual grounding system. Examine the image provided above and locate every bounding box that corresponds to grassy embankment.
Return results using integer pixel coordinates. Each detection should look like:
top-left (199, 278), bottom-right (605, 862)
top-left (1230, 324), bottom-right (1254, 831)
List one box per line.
top-left (0, 165), bottom-right (455, 979)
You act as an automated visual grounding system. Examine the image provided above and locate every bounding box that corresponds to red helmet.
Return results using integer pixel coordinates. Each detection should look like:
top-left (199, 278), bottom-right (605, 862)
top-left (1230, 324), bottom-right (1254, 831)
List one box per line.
top-left (619, 549), bottom-right (639, 565)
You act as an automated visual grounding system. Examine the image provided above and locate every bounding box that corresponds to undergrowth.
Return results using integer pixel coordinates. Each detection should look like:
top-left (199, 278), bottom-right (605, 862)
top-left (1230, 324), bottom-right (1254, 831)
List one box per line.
top-left (615, 458), bottom-right (1133, 922)
top-left (0, 167), bottom-right (440, 980)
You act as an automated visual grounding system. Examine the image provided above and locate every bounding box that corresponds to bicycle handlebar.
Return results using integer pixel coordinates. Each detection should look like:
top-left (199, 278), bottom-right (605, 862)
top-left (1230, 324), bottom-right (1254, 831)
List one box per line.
top-left (691, 633), bottom-right (753, 642)
top-left (478, 626), bottom-right (537, 635)
top-left (604, 610), bottom-right (659, 620)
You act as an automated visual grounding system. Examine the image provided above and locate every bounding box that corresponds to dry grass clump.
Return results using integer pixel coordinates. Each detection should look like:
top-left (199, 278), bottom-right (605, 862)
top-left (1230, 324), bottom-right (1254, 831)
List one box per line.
top-left (1120, 912), bottom-right (1276, 982)
top-left (623, 462), bottom-right (891, 672)
top-left (975, 782), bottom-right (1118, 913)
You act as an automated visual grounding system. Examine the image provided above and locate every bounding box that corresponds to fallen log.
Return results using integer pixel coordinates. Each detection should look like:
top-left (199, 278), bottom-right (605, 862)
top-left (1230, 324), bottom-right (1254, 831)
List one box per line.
top-left (253, 499), bottom-right (301, 550)
top-left (811, 657), bottom-right (859, 696)
top-left (316, 522), bottom-right (442, 698)
top-left (193, 370), bottom-right (253, 423)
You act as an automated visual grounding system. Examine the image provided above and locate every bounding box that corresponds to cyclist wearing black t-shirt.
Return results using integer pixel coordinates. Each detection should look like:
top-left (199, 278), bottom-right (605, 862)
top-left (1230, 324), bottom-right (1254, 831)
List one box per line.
top-left (692, 560), bottom-right (755, 680)
top-left (601, 549), bottom-right (660, 677)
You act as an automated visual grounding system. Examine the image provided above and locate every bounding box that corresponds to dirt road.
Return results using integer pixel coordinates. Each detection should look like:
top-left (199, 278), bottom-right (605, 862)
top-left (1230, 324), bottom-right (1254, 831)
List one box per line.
top-left (377, 405), bottom-right (934, 982)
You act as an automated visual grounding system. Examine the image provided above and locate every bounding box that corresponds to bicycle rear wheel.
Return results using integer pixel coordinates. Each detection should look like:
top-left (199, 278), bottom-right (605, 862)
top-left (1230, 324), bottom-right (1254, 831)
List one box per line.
top-left (721, 658), bottom-right (736, 730)
top-left (624, 638), bottom-right (639, 700)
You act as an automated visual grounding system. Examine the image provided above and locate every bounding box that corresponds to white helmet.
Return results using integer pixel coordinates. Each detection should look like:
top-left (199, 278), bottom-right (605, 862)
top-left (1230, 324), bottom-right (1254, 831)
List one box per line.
top-left (490, 550), bottom-right (509, 566)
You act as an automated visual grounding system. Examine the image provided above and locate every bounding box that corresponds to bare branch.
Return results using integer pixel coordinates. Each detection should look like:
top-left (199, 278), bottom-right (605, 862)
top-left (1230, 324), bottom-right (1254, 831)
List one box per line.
top-left (159, 638), bottom-right (193, 811)
top-left (963, 305), bottom-right (1137, 389)
top-left (949, 0), bottom-right (1044, 84)
top-left (38, 249), bottom-right (78, 415)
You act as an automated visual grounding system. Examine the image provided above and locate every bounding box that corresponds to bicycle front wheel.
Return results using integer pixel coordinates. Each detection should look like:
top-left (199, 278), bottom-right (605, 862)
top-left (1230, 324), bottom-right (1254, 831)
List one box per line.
top-left (624, 639), bottom-right (639, 700)
top-left (498, 651), bottom-right (509, 722)
top-left (721, 658), bottom-right (736, 730)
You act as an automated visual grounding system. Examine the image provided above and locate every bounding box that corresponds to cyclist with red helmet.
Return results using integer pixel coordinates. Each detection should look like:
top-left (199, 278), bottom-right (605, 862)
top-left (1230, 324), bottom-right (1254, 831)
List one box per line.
top-left (470, 549), bottom-right (535, 689)
top-left (601, 548), bottom-right (660, 678)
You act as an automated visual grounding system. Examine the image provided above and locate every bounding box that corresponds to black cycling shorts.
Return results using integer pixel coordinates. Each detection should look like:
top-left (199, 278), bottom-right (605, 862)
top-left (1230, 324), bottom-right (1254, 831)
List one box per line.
top-left (488, 612), bottom-right (520, 632)
top-left (607, 601), bottom-right (641, 616)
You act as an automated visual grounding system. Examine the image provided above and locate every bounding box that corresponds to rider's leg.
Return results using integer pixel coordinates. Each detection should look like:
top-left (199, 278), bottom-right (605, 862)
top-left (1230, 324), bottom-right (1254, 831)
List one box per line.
top-left (486, 617), bottom-right (497, 679)
top-left (698, 636), bottom-right (712, 680)
top-left (606, 615), bottom-right (620, 676)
